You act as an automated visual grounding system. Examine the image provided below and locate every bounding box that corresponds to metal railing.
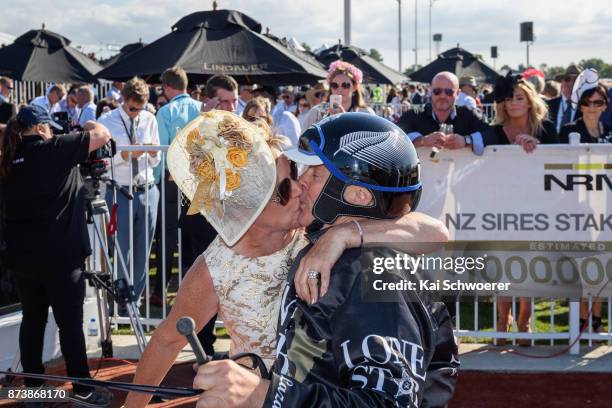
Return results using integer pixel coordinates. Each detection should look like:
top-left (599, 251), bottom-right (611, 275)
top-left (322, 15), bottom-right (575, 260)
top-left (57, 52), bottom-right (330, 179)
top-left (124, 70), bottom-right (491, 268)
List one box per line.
top-left (9, 80), bottom-right (113, 106)
top-left (97, 145), bottom-right (610, 355)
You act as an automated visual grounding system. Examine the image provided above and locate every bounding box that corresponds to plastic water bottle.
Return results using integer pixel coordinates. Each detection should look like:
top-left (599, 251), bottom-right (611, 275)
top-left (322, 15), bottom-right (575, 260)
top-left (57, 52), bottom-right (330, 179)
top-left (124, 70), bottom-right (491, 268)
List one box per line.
top-left (87, 318), bottom-right (98, 337)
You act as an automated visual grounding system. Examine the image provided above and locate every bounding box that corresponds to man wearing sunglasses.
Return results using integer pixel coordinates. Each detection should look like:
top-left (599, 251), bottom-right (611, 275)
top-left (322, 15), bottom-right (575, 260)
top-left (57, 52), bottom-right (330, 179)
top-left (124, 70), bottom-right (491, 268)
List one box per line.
top-left (398, 71), bottom-right (490, 155)
top-left (548, 64), bottom-right (583, 133)
top-left (272, 86), bottom-right (296, 124)
top-left (98, 77), bottom-right (161, 306)
top-left (0, 77), bottom-right (16, 126)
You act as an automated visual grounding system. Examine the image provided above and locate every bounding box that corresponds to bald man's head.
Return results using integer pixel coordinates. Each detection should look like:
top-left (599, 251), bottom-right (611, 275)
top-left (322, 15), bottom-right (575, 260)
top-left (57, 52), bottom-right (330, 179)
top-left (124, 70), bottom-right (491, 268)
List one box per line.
top-left (432, 72), bottom-right (459, 89)
top-left (76, 87), bottom-right (94, 107)
top-left (430, 71), bottom-right (459, 114)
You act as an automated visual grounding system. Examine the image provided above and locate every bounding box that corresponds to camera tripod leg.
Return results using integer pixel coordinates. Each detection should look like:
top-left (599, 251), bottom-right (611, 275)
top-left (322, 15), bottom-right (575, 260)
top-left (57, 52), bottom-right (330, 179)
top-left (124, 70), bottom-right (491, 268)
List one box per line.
top-left (88, 206), bottom-right (148, 356)
top-left (0, 351), bottom-right (20, 386)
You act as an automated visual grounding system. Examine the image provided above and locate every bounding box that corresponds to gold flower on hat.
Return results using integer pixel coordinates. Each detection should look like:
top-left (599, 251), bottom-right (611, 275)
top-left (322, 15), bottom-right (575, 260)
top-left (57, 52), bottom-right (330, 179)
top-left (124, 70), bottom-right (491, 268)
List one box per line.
top-left (197, 156), bottom-right (217, 183)
top-left (226, 147), bottom-right (249, 168)
top-left (186, 128), bottom-right (200, 150)
top-left (218, 116), bottom-right (241, 133)
top-left (225, 169), bottom-right (241, 191)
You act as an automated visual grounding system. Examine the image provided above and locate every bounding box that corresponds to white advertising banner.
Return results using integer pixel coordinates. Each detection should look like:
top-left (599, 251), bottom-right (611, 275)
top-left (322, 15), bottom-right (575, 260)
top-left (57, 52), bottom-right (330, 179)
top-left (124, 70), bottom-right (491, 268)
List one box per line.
top-left (415, 145), bottom-right (612, 298)
top-left (417, 145), bottom-right (612, 242)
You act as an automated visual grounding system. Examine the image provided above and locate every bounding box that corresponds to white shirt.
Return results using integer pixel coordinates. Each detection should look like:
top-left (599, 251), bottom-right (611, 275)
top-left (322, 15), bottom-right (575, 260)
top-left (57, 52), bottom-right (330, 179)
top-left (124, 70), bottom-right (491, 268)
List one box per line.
top-left (98, 106), bottom-right (160, 186)
top-left (272, 100), bottom-right (297, 125)
top-left (31, 95), bottom-right (62, 114)
top-left (274, 111), bottom-right (301, 147)
top-left (455, 92), bottom-right (478, 110)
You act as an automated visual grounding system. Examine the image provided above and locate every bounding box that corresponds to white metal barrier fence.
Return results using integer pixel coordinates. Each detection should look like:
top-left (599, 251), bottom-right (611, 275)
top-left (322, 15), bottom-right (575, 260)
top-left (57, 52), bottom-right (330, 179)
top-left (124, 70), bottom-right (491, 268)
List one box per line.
top-left (98, 146), bottom-right (610, 355)
top-left (10, 80), bottom-right (113, 105)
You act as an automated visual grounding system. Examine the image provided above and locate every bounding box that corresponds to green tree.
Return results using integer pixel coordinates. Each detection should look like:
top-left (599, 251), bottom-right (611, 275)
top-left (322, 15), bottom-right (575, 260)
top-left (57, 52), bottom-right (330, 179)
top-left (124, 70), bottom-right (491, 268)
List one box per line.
top-left (301, 42), bottom-right (312, 53)
top-left (580, 58), bottom-right (606, 72)
top-left (545, 66), bottom-right (565, 80)
top-left (369, 48), bottom-right (383, 62)
top-left (403, 65), bottom-right (422, 76)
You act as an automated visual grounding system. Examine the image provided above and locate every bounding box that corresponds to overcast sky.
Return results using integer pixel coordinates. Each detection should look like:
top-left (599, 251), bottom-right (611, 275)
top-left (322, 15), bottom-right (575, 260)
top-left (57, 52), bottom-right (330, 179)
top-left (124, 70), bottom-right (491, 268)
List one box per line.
top-left (1, 0), bottom-right (611, 72)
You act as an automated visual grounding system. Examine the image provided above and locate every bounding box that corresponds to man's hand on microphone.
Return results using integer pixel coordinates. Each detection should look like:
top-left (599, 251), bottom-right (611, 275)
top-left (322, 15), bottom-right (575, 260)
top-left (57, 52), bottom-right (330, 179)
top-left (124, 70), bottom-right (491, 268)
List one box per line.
top-left (194, 360), bottom-right (269, 408)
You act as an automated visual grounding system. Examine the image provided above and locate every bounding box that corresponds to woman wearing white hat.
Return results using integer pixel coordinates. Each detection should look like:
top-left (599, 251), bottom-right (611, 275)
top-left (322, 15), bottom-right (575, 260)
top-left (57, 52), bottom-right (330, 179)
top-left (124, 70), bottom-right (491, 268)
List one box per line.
top-left (559, 69), bottom-right (612, 144)
top-left (124, 111), bottom-right (447, 407)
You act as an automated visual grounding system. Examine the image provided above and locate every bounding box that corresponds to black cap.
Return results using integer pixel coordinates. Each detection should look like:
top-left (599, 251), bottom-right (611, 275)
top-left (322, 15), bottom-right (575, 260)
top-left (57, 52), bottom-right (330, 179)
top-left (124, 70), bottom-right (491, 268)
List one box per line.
top-left (16, 104), bottom-right (63, 130)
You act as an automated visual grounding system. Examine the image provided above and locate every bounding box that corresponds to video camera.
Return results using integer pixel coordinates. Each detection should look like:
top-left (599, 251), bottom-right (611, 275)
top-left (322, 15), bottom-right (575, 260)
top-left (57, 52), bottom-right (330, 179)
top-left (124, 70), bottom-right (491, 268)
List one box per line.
top-left (51, 112), bottom-right (72, 135)
top-left (80, 139), bottom-right (117, 201)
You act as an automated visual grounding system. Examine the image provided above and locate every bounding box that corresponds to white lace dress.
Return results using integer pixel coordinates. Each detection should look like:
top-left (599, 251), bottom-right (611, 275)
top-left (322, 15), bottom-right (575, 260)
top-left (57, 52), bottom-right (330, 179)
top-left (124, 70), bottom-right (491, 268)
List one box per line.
top-left (203, 233), bottom-right (307, 369)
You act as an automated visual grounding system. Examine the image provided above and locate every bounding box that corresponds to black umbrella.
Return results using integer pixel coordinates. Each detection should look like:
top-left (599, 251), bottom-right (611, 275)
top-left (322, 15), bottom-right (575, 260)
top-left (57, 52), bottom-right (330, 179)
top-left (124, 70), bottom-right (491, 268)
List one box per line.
top-left (0, 27), bottom-right (102, 83)
top-left (96, 9), bottom-right (327, 85)
top-left (100, 41), bottom-right (147, 67)
top-left (316, 44), bottom-right (408, 85)
top-left (409, 46), bottom-right (499, 84)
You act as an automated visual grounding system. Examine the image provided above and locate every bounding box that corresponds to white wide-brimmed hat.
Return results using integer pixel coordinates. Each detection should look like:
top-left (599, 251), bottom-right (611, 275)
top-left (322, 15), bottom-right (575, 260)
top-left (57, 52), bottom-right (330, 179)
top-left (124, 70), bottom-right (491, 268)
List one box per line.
top-left (167, 110), bottom-right (276, 246)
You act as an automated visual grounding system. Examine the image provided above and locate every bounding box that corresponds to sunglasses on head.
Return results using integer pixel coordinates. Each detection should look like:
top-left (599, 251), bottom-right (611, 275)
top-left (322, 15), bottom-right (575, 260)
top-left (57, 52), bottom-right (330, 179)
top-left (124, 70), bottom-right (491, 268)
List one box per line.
top-left (432, 88), bottom-right (455, 96)
top-left (580, 99), bottom-right (606, 108)
top-left (330, 82), bottom-right (352, 90)
top-left (272, 161), bottom-right (298, 206)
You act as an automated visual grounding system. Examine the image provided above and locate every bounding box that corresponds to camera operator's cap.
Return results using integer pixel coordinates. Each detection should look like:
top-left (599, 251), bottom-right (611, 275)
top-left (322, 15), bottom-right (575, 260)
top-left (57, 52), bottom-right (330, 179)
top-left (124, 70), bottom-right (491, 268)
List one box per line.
top-left (17, 104), bottom-right (63, 130)
top-left (167, 110), bottom-right (276, 246)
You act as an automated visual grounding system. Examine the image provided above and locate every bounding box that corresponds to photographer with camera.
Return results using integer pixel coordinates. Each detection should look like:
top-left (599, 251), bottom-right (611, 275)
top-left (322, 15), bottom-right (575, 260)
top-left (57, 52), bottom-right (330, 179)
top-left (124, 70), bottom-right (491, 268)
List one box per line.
top-left (0, 105), bottom-right (113, 406)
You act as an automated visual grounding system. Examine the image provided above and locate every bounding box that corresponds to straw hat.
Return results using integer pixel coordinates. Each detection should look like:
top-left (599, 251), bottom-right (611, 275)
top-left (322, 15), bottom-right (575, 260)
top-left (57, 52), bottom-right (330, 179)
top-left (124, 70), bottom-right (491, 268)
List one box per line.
top-left (167, 110), bottom-right (276, 246)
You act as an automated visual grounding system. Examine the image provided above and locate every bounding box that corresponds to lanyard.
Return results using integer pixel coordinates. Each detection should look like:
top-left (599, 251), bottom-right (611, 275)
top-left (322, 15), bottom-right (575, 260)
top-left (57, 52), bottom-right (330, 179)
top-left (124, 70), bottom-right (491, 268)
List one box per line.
top-left (119, 113), bottom-right (140, 143)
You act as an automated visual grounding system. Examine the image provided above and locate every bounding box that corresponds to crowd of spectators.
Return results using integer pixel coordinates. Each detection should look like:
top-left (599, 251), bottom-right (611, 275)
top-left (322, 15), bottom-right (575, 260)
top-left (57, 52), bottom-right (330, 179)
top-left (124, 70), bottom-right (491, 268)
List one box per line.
top-left (1, 61), bottom-right (611, 346)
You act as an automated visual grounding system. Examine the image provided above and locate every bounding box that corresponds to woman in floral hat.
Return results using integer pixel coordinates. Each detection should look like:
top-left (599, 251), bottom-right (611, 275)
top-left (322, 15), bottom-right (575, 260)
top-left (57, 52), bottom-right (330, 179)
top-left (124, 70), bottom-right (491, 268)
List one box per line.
top-left (300, 60), bottom-right (375, 129)
top-left (124, 111), bottom-right (447, 407)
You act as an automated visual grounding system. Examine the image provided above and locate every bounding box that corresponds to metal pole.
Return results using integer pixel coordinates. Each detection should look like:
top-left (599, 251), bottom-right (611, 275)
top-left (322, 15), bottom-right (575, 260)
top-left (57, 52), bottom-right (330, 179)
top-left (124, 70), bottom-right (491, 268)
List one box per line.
top-left (344, 0), bottom-right (351, 46)
top-left (398, 0), bottom-right (402, 72)
top-left (414, 0), bottom-right (418, 69)
top-left (526, 42), bottom-right (530, 67)
top-left (428, 0), bottom-right (432, 62)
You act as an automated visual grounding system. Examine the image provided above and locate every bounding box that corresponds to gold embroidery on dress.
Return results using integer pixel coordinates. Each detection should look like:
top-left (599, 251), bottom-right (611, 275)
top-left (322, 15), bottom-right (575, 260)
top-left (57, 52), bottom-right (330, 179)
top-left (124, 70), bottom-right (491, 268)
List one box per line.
top-left (203, 233), bottom-right (307, 369)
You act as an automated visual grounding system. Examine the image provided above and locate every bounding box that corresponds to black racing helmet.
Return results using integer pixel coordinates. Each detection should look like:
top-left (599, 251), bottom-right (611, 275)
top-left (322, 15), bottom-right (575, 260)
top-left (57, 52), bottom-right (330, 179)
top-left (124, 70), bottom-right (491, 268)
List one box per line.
top-left (284, 112), bottom-right (422, 226)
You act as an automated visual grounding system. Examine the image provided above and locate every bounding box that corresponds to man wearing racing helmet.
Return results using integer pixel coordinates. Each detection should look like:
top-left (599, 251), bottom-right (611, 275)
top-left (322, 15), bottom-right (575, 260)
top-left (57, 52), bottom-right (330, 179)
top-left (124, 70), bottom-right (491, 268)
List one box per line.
top-left (193, 113), bottom-right (458, 408)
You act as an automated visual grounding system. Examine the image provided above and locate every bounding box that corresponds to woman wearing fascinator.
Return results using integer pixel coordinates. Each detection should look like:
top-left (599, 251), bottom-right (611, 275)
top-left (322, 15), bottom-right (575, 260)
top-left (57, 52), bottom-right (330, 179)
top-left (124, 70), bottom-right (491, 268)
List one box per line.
top-left (299, 60), bottom-right (375, 130)
top-left (558, 69), bottom-right (610, 336)
top-left (559, 68), bottom-right (612, 144)
top-left (488, 72), bottom-right (559, 153)
top-left (124, 111), bottom-right (447, 407)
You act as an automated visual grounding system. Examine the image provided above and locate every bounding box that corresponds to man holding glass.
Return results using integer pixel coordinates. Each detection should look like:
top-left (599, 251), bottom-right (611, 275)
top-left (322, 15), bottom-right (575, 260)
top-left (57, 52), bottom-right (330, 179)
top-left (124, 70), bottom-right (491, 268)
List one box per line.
top-left (397, 71), bottom-right (490, 155)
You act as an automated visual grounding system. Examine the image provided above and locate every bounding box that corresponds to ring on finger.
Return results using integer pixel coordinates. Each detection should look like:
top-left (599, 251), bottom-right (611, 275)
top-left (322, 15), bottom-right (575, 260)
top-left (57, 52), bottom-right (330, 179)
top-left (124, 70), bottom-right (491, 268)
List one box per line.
top-left (307, 270), bottom-right (321, 280)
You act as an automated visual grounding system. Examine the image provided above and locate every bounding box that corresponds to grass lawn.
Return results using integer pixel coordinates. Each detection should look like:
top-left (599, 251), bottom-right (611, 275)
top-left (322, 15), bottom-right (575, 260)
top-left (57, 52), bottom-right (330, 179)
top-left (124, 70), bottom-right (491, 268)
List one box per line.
top-left (111, 250), bottom-right (609, 345)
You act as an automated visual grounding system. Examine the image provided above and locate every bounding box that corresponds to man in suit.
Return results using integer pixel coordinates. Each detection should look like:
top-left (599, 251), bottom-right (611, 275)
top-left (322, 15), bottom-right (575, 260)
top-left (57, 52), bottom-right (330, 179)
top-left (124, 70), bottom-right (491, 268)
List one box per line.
top-left (409, 84), bottom-right (423, 105)
top-left (0, 77), bottom-right (16, 125)
top-left (547, 64), bottom-right (582, 133)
